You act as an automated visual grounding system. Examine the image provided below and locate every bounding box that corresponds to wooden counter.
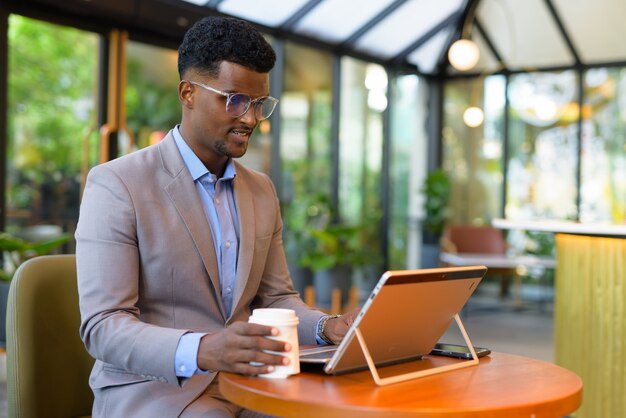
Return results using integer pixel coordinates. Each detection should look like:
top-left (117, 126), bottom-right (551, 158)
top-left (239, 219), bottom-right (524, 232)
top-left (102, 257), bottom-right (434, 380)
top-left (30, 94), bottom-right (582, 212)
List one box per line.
top-left (492, 218), bottom-right (626, 237)
top-left (493, 218), bottom-right (626, 417)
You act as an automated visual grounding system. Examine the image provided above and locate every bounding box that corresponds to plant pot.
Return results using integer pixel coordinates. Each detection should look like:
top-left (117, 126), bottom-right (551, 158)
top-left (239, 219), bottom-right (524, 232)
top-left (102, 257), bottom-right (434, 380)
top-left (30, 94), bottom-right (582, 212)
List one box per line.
top-left (421, 243), bottom-right (440, 268)
top-left (313, 265), bottom-right (352, 311)
top-left (353, 264), bottom-right (382, 304)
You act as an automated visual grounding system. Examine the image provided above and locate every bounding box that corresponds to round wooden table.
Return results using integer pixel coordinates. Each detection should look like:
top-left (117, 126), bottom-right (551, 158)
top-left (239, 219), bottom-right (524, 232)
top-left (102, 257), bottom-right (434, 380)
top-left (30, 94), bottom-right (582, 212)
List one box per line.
top-left (219, 352), bottom-right (582, 418)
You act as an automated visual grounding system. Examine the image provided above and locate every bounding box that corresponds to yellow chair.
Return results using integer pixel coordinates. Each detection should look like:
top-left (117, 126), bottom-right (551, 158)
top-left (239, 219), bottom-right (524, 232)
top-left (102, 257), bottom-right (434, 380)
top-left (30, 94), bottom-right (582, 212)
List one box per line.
top-left (6, 254), bottom-right (93, 418)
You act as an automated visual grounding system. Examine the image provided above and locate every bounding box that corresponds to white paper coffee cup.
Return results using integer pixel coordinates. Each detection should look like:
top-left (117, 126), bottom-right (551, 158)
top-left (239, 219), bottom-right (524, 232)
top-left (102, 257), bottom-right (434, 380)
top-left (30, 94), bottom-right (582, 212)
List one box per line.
top-left (248, 308), bottom-right (300, 378)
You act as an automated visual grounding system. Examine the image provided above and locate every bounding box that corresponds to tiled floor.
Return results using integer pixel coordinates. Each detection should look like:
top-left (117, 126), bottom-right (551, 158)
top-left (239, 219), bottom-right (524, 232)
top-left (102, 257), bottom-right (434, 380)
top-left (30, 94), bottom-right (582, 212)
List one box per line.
top-left (0, 283), bottom-right (555, 417)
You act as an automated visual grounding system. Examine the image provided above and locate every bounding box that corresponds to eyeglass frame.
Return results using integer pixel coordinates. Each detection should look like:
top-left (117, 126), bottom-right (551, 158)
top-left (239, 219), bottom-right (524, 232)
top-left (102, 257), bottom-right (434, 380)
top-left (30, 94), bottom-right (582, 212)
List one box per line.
top-left (185, 80), bottom-right (279, 120)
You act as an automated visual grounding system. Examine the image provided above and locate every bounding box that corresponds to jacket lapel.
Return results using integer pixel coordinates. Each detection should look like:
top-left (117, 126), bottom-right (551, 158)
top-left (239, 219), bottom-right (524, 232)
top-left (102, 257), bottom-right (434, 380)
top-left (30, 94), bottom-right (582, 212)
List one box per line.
top-left (158, 134), bottom-right (226, 319)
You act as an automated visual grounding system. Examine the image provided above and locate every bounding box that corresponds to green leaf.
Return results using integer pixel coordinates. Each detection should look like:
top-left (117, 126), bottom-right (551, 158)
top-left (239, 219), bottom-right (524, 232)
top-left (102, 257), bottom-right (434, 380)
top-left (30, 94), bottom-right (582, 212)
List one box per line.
top-left (0, 233), bottom-right (30, 252)
top-left (0, 231), bottom-right (71, 281)
top-left (29, 234), bottom-right (71, 255)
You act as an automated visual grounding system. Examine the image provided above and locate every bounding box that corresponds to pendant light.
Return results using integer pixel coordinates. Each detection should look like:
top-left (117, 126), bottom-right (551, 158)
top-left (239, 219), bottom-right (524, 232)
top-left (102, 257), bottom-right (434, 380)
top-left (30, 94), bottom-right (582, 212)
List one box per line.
top-left (449, 39), bottom-right (480, 72)
top-left (448, 0), bottom-right (480, 72)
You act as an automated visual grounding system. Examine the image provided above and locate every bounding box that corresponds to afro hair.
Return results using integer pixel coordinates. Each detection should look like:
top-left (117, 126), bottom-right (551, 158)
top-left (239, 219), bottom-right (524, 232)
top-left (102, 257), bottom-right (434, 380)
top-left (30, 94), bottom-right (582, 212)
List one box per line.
top-left (178, 16), bottom-right (276, 79)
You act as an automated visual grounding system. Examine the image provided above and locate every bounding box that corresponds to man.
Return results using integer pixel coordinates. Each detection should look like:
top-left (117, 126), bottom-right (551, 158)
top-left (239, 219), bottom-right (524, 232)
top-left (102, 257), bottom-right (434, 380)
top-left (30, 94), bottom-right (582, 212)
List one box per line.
top-left (76, 16), bottom-right (356, 417)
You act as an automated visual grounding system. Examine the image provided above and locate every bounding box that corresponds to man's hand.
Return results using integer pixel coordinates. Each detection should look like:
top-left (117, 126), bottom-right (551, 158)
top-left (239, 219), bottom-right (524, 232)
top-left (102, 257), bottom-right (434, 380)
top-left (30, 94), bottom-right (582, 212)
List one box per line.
top-left (323, 308), bottom-right (360, 345)
top-left (196, 322), bottom-right (291, 375)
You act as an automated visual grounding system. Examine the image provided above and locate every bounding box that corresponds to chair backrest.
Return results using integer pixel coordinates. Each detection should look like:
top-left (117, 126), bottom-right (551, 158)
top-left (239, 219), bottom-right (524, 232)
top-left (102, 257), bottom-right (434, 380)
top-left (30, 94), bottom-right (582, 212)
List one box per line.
top-left (442, 225), bottom-right (507, 255)
top-left (6, 254), bottom-right (94, 418)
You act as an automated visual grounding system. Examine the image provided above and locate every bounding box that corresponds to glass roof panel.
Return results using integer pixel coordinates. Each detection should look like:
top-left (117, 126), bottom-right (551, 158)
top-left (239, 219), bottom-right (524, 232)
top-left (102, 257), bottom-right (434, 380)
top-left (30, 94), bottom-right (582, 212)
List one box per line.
top-left (293, 0), bottom-right (395, 44)
top-left (553, 0), bottom-right (626, 63)
top-left (471, 31), bottom-right (501, 73)
top-left (354, 0), bottom-right (464, 60)
top-left (477, 0), bottom-right (574, 69)
top-left (180, 0), bottom-right (626, 72)
top-left (406, 28), bottom-right (452, 74)
top-left (217, 0), bottom-right (311, 27)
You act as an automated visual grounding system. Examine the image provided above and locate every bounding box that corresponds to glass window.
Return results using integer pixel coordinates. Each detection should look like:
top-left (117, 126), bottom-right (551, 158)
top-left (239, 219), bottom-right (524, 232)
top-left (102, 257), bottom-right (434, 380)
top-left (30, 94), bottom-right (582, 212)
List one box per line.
top-left (279, 43), bottom-right (333, 292)
top-left (126, 41), bottom-right (180, 150)
top-left (388, 74), bottom-right (425, 269)
top-left (580, 68), bottom-right (626, 223)
top-left (442, 75), bottom-right (505, 225)
top-left (506, 71), bottom-right (579, 220)
top-left (339, 58), bottom-right (384, 223)
top-left (280, 43), bottom-right (333, 198)
top-left (6, 16), bottom-right (99, 248)
top-left (339, 57), bottom-right (385, 293)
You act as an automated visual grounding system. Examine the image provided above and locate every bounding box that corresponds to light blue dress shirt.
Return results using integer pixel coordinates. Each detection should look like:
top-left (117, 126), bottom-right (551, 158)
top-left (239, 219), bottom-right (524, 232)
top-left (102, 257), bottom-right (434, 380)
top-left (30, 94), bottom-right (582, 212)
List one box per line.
top-left (173, 126), bottom-right (239, 377)
top-left (171, 127), bottom-right (326, 378)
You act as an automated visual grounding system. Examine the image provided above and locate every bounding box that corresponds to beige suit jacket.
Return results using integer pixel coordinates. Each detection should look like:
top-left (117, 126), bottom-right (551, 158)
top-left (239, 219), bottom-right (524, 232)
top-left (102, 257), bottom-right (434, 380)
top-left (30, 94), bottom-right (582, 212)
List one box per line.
top-left (76, 132), bottom-right (323, 417)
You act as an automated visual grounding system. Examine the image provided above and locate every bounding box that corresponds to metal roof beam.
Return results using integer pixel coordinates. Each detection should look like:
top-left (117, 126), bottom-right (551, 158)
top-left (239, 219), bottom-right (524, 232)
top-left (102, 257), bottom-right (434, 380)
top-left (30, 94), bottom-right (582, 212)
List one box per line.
top-left (258, 23), bottom-right (418, 73)
top-left (445, 58), bottom-right (626, 79)
top-left (280, 0), bottom-right (324, 31)
top-left (474, 18), bottom-right (507, 69)
top-left (393, 11), bottom-right (462, 64)
top-left (206, 0), bottom-right (225, 8)
top-left (543, 0), bottom-right (581, 65)
top-left (435, 0), bottom-right (481, 75)
top-left (340, 0), bottom-right (410, 48)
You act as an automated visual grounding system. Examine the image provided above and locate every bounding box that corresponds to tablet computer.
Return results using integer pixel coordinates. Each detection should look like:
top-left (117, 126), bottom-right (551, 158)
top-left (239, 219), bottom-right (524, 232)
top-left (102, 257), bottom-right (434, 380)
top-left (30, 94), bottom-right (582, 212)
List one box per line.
top-left (299, 266), bottom-right (487, 375)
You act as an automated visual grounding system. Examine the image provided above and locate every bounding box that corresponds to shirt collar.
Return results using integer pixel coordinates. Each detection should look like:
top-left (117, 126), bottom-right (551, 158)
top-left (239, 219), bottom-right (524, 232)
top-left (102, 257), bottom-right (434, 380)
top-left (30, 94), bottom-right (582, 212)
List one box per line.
top-left (172, 125), bottom-right (236, 181)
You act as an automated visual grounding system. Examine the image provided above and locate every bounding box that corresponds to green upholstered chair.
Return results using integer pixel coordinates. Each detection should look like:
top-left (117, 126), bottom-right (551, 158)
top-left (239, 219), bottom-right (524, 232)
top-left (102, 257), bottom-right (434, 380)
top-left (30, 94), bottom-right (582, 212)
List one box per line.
top-left (6, 254), bottom-right (94, 418)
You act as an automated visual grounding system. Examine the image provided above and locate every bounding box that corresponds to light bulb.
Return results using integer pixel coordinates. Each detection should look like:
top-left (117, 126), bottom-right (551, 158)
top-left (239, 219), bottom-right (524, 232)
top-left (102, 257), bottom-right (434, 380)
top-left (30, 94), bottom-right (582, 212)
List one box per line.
top-left (463, 106), bottom-right (484, 127)
top-left (534, 97), bottom-right (558, 121)
top-left (448, 39), bottom-right (480, 72)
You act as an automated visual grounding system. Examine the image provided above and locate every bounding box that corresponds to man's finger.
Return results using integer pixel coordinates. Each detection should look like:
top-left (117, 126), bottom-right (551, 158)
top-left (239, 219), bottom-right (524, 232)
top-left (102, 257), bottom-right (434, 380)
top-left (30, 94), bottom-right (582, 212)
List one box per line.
top-left (234, 362), bottom-right (276, 376)
top-left (237, 335), bottom-right (290, 352)
top-left (238, 349), bottom-right (290, 366)
top-left (232, 322), bottom-right (278, 337)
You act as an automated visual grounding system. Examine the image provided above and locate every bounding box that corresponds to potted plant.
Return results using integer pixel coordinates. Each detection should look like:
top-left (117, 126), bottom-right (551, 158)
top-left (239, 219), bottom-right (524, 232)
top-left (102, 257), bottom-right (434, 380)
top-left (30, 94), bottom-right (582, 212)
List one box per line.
top-left (421, 168), bottom-right (451, 268)
top-left (297, 194), bottom-right (376, 310)
top-left (284, 191), bottom-right (382, 310)
top-left (352, 210), bottom-right (384, 302)
top-left (0, 230), bottom-right (71, 344)
top-left (283, 192), bottom-right (332, 296)
top-left (300, 223), bottom-right (364, 272)
top-left (300, 222), bottom-right (361, 310)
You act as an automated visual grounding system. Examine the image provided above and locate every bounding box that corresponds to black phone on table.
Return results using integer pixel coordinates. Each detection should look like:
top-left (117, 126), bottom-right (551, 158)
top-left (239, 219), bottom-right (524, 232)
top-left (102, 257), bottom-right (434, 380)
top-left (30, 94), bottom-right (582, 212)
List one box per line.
top-left (430, 343), bottom-right (491, 359)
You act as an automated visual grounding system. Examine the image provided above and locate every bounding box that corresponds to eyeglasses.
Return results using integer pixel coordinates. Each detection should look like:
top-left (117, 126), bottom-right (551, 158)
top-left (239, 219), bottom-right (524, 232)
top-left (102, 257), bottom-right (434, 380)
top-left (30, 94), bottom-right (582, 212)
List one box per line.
top-left (187, 80), bottom-right (279, 120)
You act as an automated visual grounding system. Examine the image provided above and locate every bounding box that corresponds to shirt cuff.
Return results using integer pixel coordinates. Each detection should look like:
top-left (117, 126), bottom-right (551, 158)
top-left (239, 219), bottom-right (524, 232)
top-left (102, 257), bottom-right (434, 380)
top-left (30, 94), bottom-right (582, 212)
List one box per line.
top-left (175, 332), bottom-right (208, 377)
top-left (315, 316), bottom-right (327, 345)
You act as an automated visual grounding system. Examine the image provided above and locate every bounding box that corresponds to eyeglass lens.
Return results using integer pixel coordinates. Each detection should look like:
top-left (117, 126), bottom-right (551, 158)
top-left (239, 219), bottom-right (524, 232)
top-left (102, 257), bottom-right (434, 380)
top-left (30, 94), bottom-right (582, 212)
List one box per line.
top-left (256, 98), bottom-right (278, 120)
top-left (226, 94), bottom-right (277, 120)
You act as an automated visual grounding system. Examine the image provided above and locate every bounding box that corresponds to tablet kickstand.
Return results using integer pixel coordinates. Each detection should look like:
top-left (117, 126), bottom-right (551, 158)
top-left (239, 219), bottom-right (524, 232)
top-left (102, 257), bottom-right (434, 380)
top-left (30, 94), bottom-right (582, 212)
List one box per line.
top-left (354, 314), bottom-right (479, 386)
